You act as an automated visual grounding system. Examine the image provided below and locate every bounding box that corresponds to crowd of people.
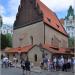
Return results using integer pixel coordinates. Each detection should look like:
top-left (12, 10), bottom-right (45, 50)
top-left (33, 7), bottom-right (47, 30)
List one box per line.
top-left (40, 56), bottom-right (75, 72)
top-left (1, 55), bottom-right (18, 68)
top-left (1, 54), bottom-right (31, 75)
top-left (1, 54), bottom-right (75, 75)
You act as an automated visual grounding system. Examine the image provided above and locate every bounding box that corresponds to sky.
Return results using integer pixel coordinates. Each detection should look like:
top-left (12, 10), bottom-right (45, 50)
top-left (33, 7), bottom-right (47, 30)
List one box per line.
top-left (0, 0), bottom-right (75, 25)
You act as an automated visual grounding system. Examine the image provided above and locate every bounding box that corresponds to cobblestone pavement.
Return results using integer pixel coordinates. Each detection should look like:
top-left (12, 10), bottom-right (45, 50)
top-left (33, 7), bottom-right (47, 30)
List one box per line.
top-left (1, 67), bottom-right (74, 75)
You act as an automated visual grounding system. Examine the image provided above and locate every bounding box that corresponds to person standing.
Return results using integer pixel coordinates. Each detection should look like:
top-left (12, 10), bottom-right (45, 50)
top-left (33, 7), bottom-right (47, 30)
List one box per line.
top-left (60, 56), bottom-right (64, 71)
top-left (62, 59), bottom-right (67, 72)
top-left (13, 56), bottom-right (17, 68)
top-left (2, 56), bottom-right (9, 68)
top-left (53, 57), bottom-right (57, 71)
top-left (25, 57), bottom-right (30, 75)
top-left (21, 58), bottom-right (25, 75)
top-left (67, 57), bottom-right (72, 71)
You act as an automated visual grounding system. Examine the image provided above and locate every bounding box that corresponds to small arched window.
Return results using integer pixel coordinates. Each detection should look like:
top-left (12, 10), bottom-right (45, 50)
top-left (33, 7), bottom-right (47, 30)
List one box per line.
top-left (34, 54), bottom-right (37, 62)
top-left (51, 38), bottom-right (53, 45)
top-left (30, 36), bottom-right (33, 45)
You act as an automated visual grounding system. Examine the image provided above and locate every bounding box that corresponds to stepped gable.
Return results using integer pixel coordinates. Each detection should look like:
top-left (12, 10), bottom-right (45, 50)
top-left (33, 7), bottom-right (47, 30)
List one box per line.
top-left (14, 0), bottom-right (43, 29)
top-left (14, 0), bottom-right (68, 36)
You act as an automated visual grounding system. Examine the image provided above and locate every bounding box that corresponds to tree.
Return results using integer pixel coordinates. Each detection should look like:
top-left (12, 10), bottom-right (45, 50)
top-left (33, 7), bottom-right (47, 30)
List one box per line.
top-left (68, 37), bottom-right (74, 48)
top-left (1, 33), bottom-right (12, 49)
top-left (0, 15), bottom-right (3, 28)
top-left (1, 34), bottom-right (7, 49)
top-left (6, 33), bottom-right (12, 47)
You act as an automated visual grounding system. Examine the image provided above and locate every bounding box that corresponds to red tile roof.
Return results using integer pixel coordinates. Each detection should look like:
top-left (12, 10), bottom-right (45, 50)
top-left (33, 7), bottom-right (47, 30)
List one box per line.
top-left (42, 43), bottom-right (58, 53)
top-left (60, 19), bottom-right (64, 25)
top-left (42, 43), bottom-right (70, 54)
top-left (5, 45), bottom-right (33, 53)
top-left (36, 0), bottom-right (68, 36)
top-left (5, 44), bottom-right (72, 55)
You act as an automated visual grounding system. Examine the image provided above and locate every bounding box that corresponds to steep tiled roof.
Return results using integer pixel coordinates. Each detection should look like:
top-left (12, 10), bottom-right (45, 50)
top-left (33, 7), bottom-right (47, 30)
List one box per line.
top-left (36, 0), bottom-right (68, 36)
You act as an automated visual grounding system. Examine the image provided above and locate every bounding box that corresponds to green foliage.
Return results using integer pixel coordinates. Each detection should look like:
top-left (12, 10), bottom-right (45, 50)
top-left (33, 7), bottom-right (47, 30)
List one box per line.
top-left (1, 33), bottom-right (12, 49)
top-left (0, 15), bottom-right (3, 28)
top-left (6, 33), bottom-right (12, 47)
top-left (68, 37), bottom-right (74, 48)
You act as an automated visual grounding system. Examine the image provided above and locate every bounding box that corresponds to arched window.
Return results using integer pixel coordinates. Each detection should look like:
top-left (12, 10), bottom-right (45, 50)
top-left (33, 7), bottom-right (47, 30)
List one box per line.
top-left (51, 38), bottom-right (53, 45)
top-left (30, 36), bottom-right (33, 45)
top-left (34, 54), bottom-right (37, 62)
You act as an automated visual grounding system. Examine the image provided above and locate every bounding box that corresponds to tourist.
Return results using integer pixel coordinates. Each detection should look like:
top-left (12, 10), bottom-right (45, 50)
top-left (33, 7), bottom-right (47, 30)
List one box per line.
top-left (48, 59), bottom-right (50, 71)
top-left (40, 61), bottom-right (44, 69)
top-left (62, 59), bottom-right (67, 72)
top-left (13, 56), bottom-right (17, 67)
top-left (2, 56), bottom-right (9, 68)
top-left (21, 58), bottom-right (25, 75)
top-left (43, 56), bottom-right (48, 70)
top-left (60, 56), bottom-right (64, 71)
top-left (48, 59), bottom-right (53, 71)
top-left (53, 57), bottom-right (57, 71)
top-left (25, 57), bottom-right (30, 75)
top-left (67, 57), bottom-right (72, 71)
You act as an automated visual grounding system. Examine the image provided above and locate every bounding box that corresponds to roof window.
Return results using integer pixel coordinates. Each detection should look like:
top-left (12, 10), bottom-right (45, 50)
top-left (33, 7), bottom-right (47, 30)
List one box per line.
top-left (47, 18), bottom-right (51, 22)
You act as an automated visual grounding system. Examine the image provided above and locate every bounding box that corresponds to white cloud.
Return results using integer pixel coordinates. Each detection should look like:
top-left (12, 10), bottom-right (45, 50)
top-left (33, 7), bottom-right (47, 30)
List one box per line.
top-left (3, 16), bottom-right (15, 25)
top-left (1, 0), bottom-right (75, 25)
top-left (8, 0), bottom-right (20, 16)
top-left (0, 4), bottom-right (5, 15)
top-left (0, 0), bottom-right (20, 25)
top-left (41, 0), bottom-right (75, 12)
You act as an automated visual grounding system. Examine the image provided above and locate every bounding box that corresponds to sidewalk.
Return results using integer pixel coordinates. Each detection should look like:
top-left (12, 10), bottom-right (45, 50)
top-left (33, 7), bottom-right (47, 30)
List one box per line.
top-left (13, 63), bottom-right (42, 73)
top-left (31, 66), bottom-right (42, 73)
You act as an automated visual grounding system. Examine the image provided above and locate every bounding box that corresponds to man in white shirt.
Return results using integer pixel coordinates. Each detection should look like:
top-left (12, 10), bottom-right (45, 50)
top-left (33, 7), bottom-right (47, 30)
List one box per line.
top-left (3, 56), bottom-right (8, 68)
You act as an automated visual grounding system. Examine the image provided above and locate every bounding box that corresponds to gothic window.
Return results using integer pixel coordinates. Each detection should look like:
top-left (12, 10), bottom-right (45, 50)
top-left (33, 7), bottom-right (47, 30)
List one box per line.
top-left (30, 36), bottom-right (33, 45)
top-left (34, 54), bottom-right (37, 62)
top-left (51, 38), bottom-right (53, 45)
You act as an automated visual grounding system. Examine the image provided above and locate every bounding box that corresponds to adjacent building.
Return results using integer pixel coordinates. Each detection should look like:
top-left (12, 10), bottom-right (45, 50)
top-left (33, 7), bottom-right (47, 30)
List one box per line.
top-left (64, 6), bottom-right (75, 37)
top-left (1, 24), bottom-right (13, 35)
top-left (0, 15), bottom-right (2, 28)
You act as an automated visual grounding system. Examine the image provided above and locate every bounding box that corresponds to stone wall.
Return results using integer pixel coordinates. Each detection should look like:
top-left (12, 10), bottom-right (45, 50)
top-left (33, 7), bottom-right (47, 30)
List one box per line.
top-left (45, 25), bottom-right (68, 48)
top-left (13, 21), bottom-right (44, 47)
top-left (28, 45), bottom-right (42, 66)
